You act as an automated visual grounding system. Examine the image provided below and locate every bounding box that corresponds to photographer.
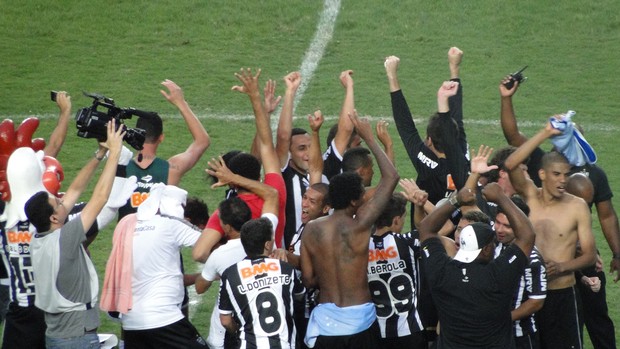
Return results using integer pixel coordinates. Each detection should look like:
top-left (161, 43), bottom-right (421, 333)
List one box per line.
top-left (117, 79), bottom-right (210, 219)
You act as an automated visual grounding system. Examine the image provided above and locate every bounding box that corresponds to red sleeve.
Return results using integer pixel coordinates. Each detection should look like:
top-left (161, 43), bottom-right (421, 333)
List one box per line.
top-left (205, 208), bottom-right (224, 237)
top-left (264, 173), bottom-right (287, 248)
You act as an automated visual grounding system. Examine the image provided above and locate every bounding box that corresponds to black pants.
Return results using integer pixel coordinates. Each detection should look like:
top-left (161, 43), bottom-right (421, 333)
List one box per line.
top-left (1, 302), bottom-right (46, 349)
top-left (124, 317), bottom-right (208, 349)
top-left (313, 321), bottom-right (380, 349)
top-left (577, 268), bottom-right (616, 349)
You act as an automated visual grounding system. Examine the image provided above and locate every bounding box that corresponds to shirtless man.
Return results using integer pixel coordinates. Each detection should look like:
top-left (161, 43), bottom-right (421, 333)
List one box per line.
top-left (300, 112), bottom-right (399, 349)
top-left (505, 120), bottom-right (596, 349)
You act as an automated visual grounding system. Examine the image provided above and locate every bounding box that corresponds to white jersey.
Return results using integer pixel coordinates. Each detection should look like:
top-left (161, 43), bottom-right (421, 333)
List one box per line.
top-left (121, 215), bottom-right (201, 330)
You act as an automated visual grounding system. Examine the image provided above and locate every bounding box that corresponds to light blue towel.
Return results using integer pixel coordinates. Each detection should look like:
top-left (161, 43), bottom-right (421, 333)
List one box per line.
top-left (549, 110), bottom-right (597, 166)
top-left (304, 302), bottom-right (376, 348)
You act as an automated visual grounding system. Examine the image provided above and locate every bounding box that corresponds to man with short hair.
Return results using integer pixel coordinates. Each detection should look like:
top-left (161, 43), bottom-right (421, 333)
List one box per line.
top-left (300, 111), bottom-right (399, 348)
top-left (342, 147), bottom-right (374, 187)
top-left (195, 155), bottom-right (280, 349)
top-left (494, 196), bottom-right (547, 349)
top-left (219, 217), bottom-right (304, 348)
top-left (193, 69), bottom-right (287, 262)
top-left (24, 121), bottom-right (124, 348)
top-left (419, 183), bottom-right (535, 348)
top-left (505, 121), bottom-right (596, 349)
top-left (118, 79), bottom-right (210, 218)
top-left (368, 193), bottom-right (426, 348)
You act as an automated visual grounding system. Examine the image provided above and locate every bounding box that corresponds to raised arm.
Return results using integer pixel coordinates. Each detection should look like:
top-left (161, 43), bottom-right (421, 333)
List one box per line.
top-left (375, 120), bottom-right (394, 164)
top-left (207, 156), bottom-right (279, 217)
top-left (307, 110), bottom-right (325, 185)
top-left (464, 145), bottom-right (498, 192)
top-left (275, 72), bottom-right (302, 168)
top-left (161, 79), bottom-right (211, 185)
top-left (232, 68), bottom-right (280, 175)
top-left (499, 77), bottom-right (528, 147)
top-left (44, 91), bottom-right (71, 157)
top-left (77, 121), bottom-right (123, 232)
top-left (332, 70), bottom-right (356, 155)
top-left (506, 122), bottom-right (560, 198)
top-left (349, 111), bottom-right (399, 229)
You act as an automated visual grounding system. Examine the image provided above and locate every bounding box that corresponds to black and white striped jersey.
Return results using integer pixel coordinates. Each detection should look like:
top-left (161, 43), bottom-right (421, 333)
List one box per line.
top-left (368, 231), bottom-right (424, 338)
top-left (219, 257), bottom-right (304, 349)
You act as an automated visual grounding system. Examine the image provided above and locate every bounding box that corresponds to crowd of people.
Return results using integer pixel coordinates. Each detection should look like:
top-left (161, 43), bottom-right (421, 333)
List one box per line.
top-left (0, 46), bottom-right (618, 349)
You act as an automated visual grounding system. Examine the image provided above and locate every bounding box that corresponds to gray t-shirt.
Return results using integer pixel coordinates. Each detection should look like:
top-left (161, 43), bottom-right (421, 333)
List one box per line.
top-left (43, 218), bottom-right (100, 338)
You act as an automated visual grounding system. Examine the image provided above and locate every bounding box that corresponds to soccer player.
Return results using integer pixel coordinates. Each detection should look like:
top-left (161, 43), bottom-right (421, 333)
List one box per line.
top-left (419, 183), bottom-right (535, 348)
top-left (368, 193), bottom-right (425, 348)
top-left (300, 111), bottom-right (399, 348)
top-left (219, 218), bottom-right (304, 348)
top-left (505, 121), bottom-right (596, 349)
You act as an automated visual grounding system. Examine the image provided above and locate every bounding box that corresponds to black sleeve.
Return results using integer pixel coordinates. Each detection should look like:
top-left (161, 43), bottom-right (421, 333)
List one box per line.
top-left (588, 165), bottom-right (613, 203)
top-left (421, 237), bottom-right (450, 286)
top-left (448, 78), bottom-right (468, 156)
top-left (438, 111), bottom-right (469, 190)
top-left (391, 90), bottom-right (424, 168)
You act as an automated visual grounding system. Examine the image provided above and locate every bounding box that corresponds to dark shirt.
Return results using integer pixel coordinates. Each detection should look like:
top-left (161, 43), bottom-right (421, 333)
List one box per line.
top-left (422, 237), bottom-right (527, 348)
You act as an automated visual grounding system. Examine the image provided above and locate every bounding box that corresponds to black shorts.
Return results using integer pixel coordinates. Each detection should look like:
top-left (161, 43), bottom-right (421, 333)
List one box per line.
top-left (537, 286), bottom-right (582, 349)
top-left (313, 321), bottom-right (380, 349)
top-left (1, 302), bottom-right (46, 349)
top-left (515, 331), bottom-right (541, 349)
top-left (378, 331), bottom-right (427, 349)
top-left (124, 317), bottom-right (208, 349)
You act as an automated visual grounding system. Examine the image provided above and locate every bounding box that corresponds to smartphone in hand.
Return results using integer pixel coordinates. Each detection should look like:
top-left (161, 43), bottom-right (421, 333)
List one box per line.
top-left (50, 91), bottom-right (58, 102)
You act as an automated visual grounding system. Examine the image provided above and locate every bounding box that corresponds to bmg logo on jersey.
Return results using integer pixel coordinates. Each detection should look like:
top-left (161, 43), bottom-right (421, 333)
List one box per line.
top-left (241, 262), bottom-right (280, 279)
top-left (369, 246), bottom-right (398, 262)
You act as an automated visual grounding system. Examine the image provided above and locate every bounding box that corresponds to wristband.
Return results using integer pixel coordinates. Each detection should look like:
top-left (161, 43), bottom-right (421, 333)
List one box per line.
top-left (448, 193), bottom-right (460, 208)
top-left (94, 151), bottom-right (105, 161)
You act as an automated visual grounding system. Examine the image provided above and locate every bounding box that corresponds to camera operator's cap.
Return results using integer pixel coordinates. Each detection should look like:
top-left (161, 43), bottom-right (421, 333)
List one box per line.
top-left (454, 222), bottom-right (495, 263)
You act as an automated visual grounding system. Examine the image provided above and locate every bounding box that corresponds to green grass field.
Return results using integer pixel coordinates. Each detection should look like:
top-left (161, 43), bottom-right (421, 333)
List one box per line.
top-left (2, 0), bottom-right (620, 347)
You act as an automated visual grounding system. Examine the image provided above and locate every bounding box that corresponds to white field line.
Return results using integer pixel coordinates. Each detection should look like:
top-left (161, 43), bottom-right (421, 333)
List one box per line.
top-left (10, 113), bottom-right (617, 132)
top-left (270, 0), bottom-right (341, 131)
top-left (188, 0), bottom-right (342, 322)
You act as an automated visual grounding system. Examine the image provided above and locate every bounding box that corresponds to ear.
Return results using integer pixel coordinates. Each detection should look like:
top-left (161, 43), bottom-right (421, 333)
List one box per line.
top-left (264, 240), bottom-right (274, 254)
top-left (538, 168), bottom-right (546, 182)
top-left (391, 215), bottom-right (401, 228)
top-left (157, 133), bottom-right (165, 144)
top-left (321, 205), bottom-right (331, 215)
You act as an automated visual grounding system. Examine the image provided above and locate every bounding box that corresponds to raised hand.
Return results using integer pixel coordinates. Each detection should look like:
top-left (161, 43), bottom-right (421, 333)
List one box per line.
top-left (339, 69), bottom-right (354, 89)
top-left (347, 109), bottom-right (373, 143)
top-left (232, 68), bottom-right (261, 96)
top-left (437, 80), bottom-right (460, 99)
top-left (308, 110), bottom-right (324, 132)
top-left (499, 75), bottom-right (519, 97)
top-left (160, 79), bottom-right (186, 107)
top-left (206, 155), bottom-right (235, 189)
top-left (470, 145), bottom-right (498, 174)
top-left (448, 47), bottom-right (463, 68)
top-left (481, 182), bottom-right (505, 204)
top-left (103, 119), bottom-right (125, 156)
top-left (284, 71), bottom-right (302, 91)
top-left (384, 56), bottom-right (400, 77)
top-left (263, 79), bottom-right (282, 114)
top-left (375, 119), bottom-right (392, 149)
top-left (400, 178), bottom-right (428, 206)
top-left (55, 91), bottom-right (72, 114)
